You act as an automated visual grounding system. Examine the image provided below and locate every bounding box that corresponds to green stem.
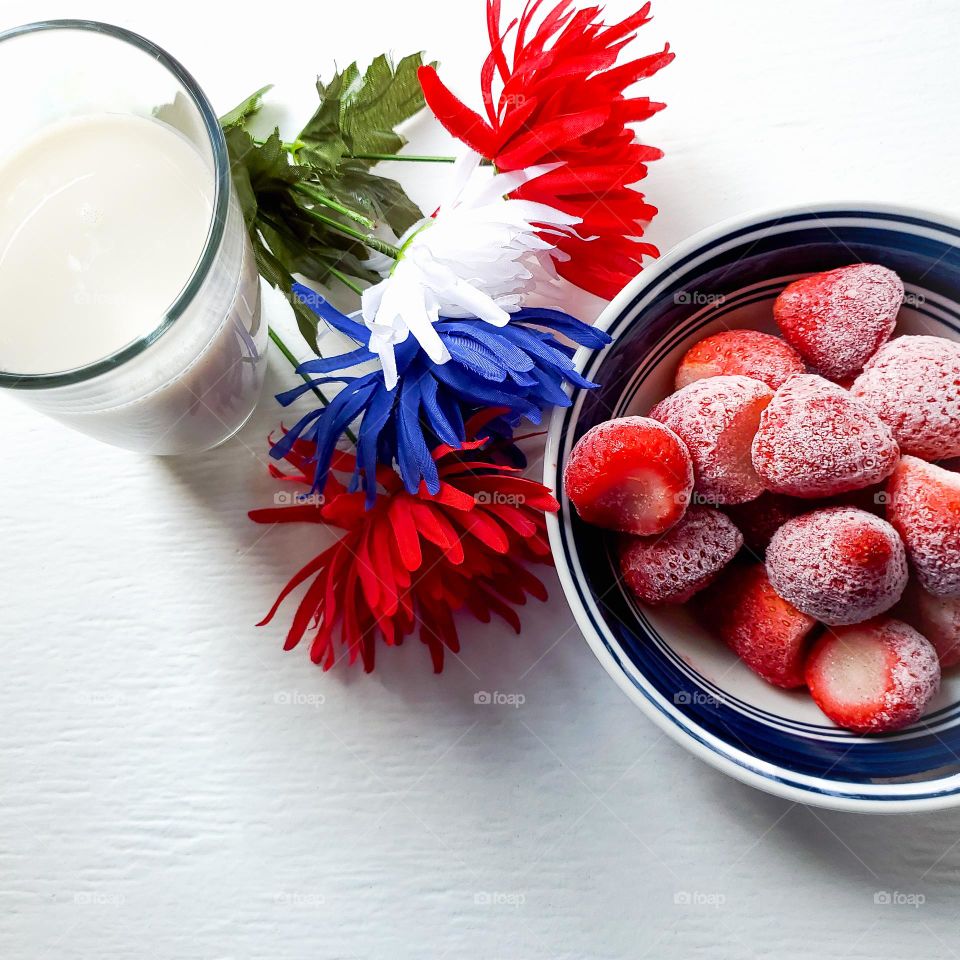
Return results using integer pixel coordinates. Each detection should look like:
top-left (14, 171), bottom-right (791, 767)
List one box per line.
top-left (267, 325), bottom-right (358, 446)
top-left (345, 151), bottom-right (458, 164)
top-left (268, 325), bottom-right (304, 373)
top-left (296, 205), bottom-right (401, 259)
top-left (253, 138), bottom-right (461, 165)
top-left (253, 236), bottom-right (334, 409)
top-left (292, 182), bottom-right (375, 228)
top-left (327, 266), bottom-right (365, 296)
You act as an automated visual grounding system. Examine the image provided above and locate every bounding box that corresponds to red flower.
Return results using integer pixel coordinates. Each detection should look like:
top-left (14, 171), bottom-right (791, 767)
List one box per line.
top-left (249, 419), bottom-right (559, 673)
top-left (418, 0), bottom-right (674, 300)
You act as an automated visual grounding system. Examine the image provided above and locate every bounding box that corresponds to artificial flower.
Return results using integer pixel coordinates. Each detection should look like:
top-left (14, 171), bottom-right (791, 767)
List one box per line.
top-left (250, 415), bottom-right (559, 672)
top-left (272, 285), bottom-right (610, 503)
top-left (360, 151), bottom-right (579, 386)
top-left (220, 56), bottom-right (429, 349)
top-left (418, 0), bottom-right (674, 299)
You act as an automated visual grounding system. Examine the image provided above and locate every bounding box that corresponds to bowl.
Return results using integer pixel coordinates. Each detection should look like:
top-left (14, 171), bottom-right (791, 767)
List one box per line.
top-left (544, 202), bottom-right (960, 813)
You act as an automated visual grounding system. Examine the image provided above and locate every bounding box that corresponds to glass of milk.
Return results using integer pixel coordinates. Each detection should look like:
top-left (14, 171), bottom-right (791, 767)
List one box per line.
top-left (0, 21), bottom-right (267, 454)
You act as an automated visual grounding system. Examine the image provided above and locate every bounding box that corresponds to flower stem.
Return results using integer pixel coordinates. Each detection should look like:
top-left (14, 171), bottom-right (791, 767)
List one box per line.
top-left (292, 182), bottom-right (375, 228)
top-left (345, 151), bottom-right (458, 164)
top-left (268, 326), bottom-right (305, 377)
top-left (327, 266), bottom-right (365, 296)
top-left (268, 325), bottom-right (358, 445)
top-left (296, 204), bottom-right (401, 259)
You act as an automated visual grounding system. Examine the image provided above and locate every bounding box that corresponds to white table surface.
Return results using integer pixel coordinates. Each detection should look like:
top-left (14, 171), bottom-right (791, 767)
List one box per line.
top-left (3, 1), bottom-right (960, 957)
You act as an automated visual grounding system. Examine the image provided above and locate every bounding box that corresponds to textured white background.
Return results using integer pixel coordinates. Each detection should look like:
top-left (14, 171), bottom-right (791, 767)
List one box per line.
top-left (2, 1), bottom-right (960, 957)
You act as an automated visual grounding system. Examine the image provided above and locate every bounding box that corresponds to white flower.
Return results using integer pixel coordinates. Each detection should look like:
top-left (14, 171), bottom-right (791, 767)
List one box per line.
top-left (360, 151), bottom-right (579, 388)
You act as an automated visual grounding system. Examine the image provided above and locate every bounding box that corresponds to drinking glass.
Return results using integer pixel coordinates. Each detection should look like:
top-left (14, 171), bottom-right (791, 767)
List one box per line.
top-left (0, 20), bottom-right (266, 454)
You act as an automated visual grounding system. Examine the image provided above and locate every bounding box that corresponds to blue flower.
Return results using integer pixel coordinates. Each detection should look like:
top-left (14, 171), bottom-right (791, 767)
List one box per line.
top-left (270, 284), bottom-right (611, 504)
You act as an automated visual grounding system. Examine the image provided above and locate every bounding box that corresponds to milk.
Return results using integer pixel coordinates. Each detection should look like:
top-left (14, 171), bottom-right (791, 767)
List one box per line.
top-left (0, 112), bottom-right (266, 453)
top-left (0, 113), bottom-right (213, 373)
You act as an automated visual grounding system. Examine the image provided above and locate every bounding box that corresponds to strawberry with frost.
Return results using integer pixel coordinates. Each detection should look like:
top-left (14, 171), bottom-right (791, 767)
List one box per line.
top-left (752, 374), bottom-right (900, 498)
top-left (563, 417), bottom-right (694, 536)
top-left (805, 619), bottom-right (940, 734)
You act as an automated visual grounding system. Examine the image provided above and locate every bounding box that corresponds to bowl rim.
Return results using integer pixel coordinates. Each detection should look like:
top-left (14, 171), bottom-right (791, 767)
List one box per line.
top-left (544, 200), bottom-right (960, 814)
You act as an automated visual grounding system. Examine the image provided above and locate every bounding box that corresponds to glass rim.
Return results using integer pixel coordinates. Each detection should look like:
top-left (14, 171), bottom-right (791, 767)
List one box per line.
top-left (0, 19), bottom-right (230, 391)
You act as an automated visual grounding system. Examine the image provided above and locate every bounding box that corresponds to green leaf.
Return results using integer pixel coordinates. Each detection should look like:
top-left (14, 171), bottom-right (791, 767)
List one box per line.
top-left (356, 169), bottom-right (425, 236)
top-left (225, 126), bottom-right (312, 227)
top-left (259, 209), bottom-right (377, 286)
top-left (247, 130), bottom-right (309, 186)
top-left (298, 65), bottom-right (358, 171)
top-left (310, 163), bottom-right (421, 237)
top-left (219, 84), bottom-right (274, 129)
top-left (220, 54), bottom-right (427, 306)
top-left (298, 53), bottom-right (428, 170)
top-left (340, 53), bottom-right (429, 157)
top-left (223, 128), bottom-right (260, 226)
top-left (252, 238), bottom-right (321, 350)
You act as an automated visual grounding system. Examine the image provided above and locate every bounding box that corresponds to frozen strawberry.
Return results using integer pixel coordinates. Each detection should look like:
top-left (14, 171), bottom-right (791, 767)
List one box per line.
top-left (886, 456), bottom-right (960, 597)
top-left (726, 487), bottom-right (887, 556)
top-left (674, 329), bottom-right (805, 391)
top-left (851, 335), bottom-right (960, 460)
top-left (723, 492), bottom-right (807, 555)
top-left (805, 618), bottom-right (940, 733)
top-left (766, 507), bottom-right (908, 625)
top-left (563, 417), bottom-right (694, 536)
top-left (619, 507), bottom-right (743, 605)
top-left (773, 264), bottom-right (903, 380)
top-left (649, 375), bottom-right (773, 505)
top-left (707, 564), bottom-right (817, 688)
top-left (899, 582), bottom-right (960, 669)
top-left (751, 374), bottom-right (900, 498)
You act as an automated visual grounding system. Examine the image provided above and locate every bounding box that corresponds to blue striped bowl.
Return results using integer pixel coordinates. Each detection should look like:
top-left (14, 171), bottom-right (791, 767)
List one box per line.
top-left (544, 204), bottom-right (960, 812)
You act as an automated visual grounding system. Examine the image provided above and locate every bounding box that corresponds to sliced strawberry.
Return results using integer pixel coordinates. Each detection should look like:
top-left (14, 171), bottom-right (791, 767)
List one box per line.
top-left (618, 507), bottom-right (743, 605)
top-left (563, 417), bottom-right (694, 536)
top-left (751, 374), bottom-right (900, 498)
top-left (899, 582), bottom-right (960, 669)
top-left (886, 456), bottom-right (960, 597)
top-left (649, 375), bottom-right (773, 505)
top-left (805, 618), bottom-right (940, 733)
top-left (852, 335), bottom-right (960, 460)
top-left (773, 263), bottom-right (903, 380)
top-left (723, 491), bottom-right (808, 555)
top-left (766, 507), bottom-right (908, 626)
top-left (706, 564), bottom-right (817, 689)
top-left (674, 329), bottom-right (805, 391)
